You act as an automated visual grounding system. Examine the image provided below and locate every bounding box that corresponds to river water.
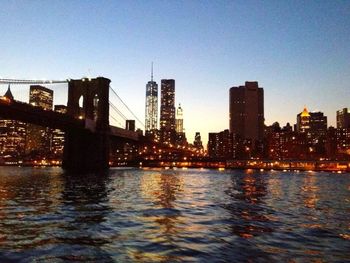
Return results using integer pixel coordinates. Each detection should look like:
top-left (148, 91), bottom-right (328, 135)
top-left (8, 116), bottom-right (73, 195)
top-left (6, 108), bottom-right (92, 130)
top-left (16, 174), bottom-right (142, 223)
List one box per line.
top-left (0, 167), bottom-right (349, 262)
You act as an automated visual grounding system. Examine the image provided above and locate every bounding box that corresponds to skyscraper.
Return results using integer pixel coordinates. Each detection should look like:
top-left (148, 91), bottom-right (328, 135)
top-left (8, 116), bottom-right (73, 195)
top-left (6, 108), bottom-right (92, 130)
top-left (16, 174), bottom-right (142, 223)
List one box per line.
top-left (229, 81), bottom-right (264, 143)
top-left (0, 86), bottom-right (26, 158)
top-left (337, 108), bottom-right (350, 128)
top-left (145, 64), bottom-right (158, 132)
top-left (160, 79), bottom-right (175, 144)
top-left (296, 107), bottom-right (311, 133)
top-left (175, 103), bottom-right (183, 133)
top-left (26, 85), bottom-right (53, 156)
top-left (193, 132), bottom-right (204, 151)
top-left (51, 105), bottom-right (67, 158)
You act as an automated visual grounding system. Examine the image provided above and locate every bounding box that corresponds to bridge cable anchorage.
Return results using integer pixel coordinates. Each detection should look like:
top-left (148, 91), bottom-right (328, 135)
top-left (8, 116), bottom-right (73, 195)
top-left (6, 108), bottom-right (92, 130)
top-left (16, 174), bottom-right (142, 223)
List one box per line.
top-left (109, 85), bottom-right (145, 128)
top-left (109, 101), bottom-right (128, 120)
top-left (0, 78), bottom-right (68, 85)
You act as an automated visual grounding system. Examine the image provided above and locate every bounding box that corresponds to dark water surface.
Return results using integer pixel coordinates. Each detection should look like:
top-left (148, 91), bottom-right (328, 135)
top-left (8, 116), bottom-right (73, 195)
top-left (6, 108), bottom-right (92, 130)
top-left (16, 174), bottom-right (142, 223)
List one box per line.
top-left (0, 167), bottom-right (349, 262)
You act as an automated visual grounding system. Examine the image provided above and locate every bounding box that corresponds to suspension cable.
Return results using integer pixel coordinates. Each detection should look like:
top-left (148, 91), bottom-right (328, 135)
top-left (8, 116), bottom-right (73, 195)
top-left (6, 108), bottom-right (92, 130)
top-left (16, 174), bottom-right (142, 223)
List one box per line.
top-left (109, 101), bottom-right (128, 120)
top-left (109, 85), bottom-right (145, 128)
top-left (0, 78), bottom-right (68, 84)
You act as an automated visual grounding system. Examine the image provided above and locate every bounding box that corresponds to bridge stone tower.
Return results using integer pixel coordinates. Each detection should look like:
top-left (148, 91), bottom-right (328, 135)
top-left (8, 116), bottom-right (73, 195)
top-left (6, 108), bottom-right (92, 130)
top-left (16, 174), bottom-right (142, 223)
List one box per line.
top-left (62, 77), bottom-right (111, 172)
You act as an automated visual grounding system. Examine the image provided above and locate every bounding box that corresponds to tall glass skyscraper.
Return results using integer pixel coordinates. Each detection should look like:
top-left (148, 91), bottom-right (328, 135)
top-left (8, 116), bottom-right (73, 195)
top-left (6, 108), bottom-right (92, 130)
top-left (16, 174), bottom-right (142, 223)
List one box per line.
top-left (145, 64), bottom-right (158, 132)
top-left (26, 85), bottom-right (53, 155)
top-left (160, 79), bottom-right (176, 144)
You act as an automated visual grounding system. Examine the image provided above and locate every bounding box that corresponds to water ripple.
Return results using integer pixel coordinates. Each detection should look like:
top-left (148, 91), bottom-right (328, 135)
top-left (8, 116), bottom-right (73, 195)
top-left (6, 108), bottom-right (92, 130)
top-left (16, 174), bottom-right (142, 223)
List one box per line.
top-left (0, 167), bottom-right (349, 262)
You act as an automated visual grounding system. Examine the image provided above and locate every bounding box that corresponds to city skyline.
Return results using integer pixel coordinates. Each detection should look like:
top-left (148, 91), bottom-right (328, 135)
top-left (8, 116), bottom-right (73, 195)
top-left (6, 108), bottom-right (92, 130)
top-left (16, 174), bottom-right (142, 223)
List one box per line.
top-left (1, 1), bottom-right (349, 144)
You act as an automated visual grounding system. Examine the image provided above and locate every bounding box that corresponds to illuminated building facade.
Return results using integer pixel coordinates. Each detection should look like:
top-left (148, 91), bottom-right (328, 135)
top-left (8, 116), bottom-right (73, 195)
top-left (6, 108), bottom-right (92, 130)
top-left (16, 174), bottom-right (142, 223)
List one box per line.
top-left (336, 108), bottom-right (350, 128)
top-left (175, 104), bottom-right (183, 133)
top-left (26, 85), bottom-right (53, 156)
top-left (0, 86), bottom-right (26, 158)
top-left (229, 81), bottom-right (264, 144)
top-left (208, 130), bottom-right (232, 159)
top-left (145, 65), bottom-right (158, 132)
top-left (160, 79), bottom-right (176, 144)
top-left (296, 107), bottom-right (310, 133)
top-left (51, 105), bottom-right (67, 158)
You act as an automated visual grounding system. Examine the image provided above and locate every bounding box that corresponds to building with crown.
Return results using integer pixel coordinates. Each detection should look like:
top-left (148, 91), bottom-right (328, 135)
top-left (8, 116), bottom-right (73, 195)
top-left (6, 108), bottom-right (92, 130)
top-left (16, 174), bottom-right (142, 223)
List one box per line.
top-left (0, 86), bottom-right (26, 159)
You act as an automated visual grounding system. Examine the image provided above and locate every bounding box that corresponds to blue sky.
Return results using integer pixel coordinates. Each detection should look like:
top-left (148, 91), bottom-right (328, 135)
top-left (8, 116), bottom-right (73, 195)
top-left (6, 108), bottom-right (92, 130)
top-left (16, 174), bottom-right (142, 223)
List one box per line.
top-left (1, 0), bottom-right (349, 144)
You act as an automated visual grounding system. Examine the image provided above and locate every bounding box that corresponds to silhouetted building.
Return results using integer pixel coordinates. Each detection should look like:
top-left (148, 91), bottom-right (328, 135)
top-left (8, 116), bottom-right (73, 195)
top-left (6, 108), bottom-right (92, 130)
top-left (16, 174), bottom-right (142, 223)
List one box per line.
top-left (229, 81), bottom-right (264, 146)
top-left (337, 108), bottom-right (350, 129)
top-left (0, 86), bottom-right (26, 158)
top-left (193, 132), bottom-right (204, 151)
top-left (160, 79), bottom-right (176, 144)
top-left (145, 64), bottom-right (158, 132)
top-left (26, 85), bottom-right (53, 156)
top-left (126, 120), bottom-right (135, 131)
top-left (51, 105), bottom-right (67, 158)
top-left (208, 130), bottom-right (232, 159)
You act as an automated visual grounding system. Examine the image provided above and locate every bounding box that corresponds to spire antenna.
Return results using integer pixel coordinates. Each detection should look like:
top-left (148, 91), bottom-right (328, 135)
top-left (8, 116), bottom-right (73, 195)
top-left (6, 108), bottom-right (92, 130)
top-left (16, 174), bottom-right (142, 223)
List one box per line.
top-left (151, 62), bottom-right (153, 81)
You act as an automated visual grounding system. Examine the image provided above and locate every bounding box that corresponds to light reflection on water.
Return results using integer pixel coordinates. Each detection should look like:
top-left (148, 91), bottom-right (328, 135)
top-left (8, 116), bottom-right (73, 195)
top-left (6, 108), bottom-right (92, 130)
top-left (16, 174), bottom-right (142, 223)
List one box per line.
top-left (0, 167), bottom-right (349, 262)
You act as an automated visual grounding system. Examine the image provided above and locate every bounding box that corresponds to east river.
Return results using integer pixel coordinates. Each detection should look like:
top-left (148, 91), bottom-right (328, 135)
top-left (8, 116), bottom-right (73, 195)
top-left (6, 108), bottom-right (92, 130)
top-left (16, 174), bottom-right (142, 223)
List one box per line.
top-left (0, 167), bottom-right (349, 262)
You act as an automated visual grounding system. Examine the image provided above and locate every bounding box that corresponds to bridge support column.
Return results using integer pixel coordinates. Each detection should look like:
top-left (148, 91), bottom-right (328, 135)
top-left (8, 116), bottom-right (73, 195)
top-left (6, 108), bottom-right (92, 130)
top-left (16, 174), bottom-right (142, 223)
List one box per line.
top-left (62, 129), bottom-right (110, 172)
top-left (62, 77), bottom-right (111, 172)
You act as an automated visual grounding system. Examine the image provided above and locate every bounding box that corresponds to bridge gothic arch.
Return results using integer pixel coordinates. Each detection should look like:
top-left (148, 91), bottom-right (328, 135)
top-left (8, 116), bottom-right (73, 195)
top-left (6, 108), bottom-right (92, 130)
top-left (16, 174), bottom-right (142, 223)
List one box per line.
top-left (63, 77), bottom-right (111, 172)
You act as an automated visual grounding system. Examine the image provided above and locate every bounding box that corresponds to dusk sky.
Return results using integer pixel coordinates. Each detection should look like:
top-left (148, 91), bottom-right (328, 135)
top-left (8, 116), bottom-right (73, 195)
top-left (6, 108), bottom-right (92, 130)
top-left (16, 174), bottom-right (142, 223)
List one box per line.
top-left (1, 0), bottom-right (349, 144)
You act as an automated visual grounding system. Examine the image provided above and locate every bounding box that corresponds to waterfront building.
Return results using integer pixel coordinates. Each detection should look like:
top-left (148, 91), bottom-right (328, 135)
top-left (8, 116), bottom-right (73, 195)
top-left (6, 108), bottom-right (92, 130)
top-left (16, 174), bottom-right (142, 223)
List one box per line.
top-left (336, 108), bottom-right (350, 128)
top-left (229, 81), bottom-right (264, 145)
top-left (296, 107), bottom-right (311, 133)
top-left (160, 79), bottom-right (176, 144)
top-left (208, 130), bottom-right (232, 159)
top-left (326, 127), bottom-right (350, 160)
top-left (51, 105), bottom-right (67, 158)
top-left (145, 64), bottom-right (158, 132)
top-left (296, 108), bottom-right (327, 157)
top-left (0, 86), bottom-right (26, 158)
top-left (26, 85), bottom-right (53, 156)
top-left (193, 132), bottom-right (204, 151)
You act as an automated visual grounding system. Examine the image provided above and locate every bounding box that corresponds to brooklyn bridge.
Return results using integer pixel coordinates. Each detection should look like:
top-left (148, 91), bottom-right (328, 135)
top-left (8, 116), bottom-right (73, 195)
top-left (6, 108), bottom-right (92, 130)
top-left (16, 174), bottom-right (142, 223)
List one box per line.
top-left (0, 77), bottom-right (140, 172)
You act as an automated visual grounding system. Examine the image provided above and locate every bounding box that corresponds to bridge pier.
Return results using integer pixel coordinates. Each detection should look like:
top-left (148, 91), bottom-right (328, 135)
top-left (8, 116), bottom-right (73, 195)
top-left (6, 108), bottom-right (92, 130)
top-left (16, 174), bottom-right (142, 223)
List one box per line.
top-left (62, 77), bottom-right (111, 172)
top-left (62, 128), bottom-right (110, 172)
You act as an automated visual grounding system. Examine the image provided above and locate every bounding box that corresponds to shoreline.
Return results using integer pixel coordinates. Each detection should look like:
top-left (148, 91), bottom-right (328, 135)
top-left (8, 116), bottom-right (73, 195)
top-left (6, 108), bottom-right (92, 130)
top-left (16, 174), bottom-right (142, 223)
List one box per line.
top-left (1, 160), bottom-right (350, 173)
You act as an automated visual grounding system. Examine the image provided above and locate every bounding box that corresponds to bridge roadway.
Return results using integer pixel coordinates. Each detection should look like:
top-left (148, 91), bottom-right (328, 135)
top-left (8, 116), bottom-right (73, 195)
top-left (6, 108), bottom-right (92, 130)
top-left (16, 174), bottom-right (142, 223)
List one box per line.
top-left (0, 97), bottom-right (139, 141)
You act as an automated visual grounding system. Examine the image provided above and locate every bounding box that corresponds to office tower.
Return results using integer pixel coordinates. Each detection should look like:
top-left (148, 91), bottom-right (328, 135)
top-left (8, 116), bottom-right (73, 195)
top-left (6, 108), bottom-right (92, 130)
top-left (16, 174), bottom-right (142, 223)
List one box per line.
top-left (337, 108), bottom-right (350, 128)
top-left (26, 85), bottom-right (53, 156)
top-left (208, 130), bottom-right (232, 159)
top-left (160, 79), bottom-right (176, 144)
top-left (296, 107), bottom-right (311, 133)
top-left (229, 81), bottom-right (264, 143)
top-left (126, 120), bottom-right (135, 131)
top-left (297, 108), bottom-right (327, 135)
top-left (309, 111), bottom-right (327, 135)
top-left (0, 86), bottom-right (26, 158)
top-left (51, 105), bottom-right (67, 158)
top-left (193, 132), bottom-right (203, 150)
top-left (175, 103), bottom-right (183, 133)
top-left (145, 64), bottom-right (158, 132)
